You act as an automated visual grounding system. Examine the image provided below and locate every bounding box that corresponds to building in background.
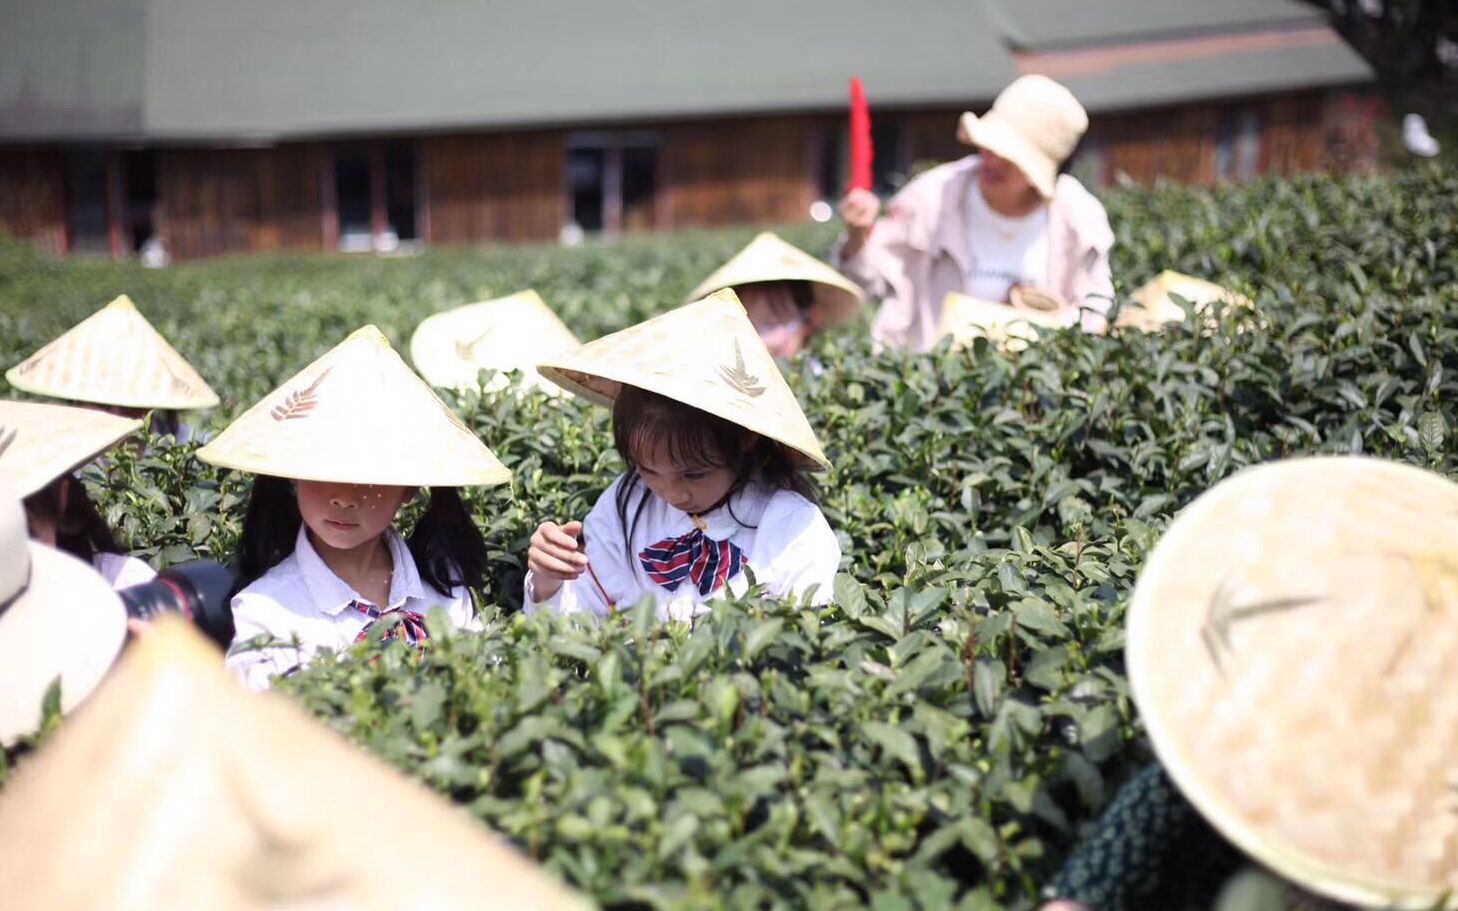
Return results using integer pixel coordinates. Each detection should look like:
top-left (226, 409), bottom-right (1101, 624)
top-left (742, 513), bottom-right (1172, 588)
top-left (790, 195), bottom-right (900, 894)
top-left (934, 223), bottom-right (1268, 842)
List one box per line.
top-left (0, 0), bottom-right (1375, 260)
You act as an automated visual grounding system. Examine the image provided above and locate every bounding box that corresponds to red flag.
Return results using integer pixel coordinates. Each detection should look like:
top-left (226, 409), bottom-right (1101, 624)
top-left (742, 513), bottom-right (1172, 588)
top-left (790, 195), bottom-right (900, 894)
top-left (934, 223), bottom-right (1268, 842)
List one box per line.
top-left (848, 77), bottom-right (873, 192)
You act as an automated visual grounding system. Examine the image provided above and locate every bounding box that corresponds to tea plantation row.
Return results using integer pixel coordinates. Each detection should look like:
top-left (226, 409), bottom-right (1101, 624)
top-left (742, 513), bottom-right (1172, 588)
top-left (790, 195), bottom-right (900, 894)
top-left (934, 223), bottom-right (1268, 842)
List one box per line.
top-left (1, 165), bottom-right (1455, 909)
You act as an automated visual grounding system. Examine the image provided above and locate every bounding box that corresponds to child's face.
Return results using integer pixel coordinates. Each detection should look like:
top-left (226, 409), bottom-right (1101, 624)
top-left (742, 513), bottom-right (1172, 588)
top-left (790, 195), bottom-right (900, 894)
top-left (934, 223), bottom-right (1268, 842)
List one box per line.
top-left (634, 439), bottom-right (739, 517)
top-left (736, 285), bottom-right (812, 359)
top-left (294, 480), bottom-right (413, 553)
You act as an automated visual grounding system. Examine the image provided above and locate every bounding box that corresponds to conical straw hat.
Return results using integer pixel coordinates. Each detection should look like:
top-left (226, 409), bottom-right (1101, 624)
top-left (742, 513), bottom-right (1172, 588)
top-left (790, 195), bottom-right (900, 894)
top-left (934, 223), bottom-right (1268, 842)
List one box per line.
top-left (5, 295), bottom-right (220, 410)
top-left (685, 232), bottom-right (865, 326)
top-left (539, 290), bottom-right (830, 470)
top-left (1127, 456), bottom-right (1458, 908)
top-left (409, 290), bottom-right (581, 395)
top-left (1118, 270), bottom-right (1254, 333)
top-left (938, 291), bottom-right (1074, 353)
top-left (196, 325), bottom-right (510, 487)
top-left (0, 475), bottom-right (126, 747)
top-left (0, 399), bottom-right (142, 497)
top-left (0, 619), bottom-right (591, 911)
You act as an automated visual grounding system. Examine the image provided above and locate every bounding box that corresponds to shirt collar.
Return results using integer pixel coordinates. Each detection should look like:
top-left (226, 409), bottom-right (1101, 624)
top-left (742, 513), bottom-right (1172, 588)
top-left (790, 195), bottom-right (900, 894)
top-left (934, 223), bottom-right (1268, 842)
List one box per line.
top-left (683, 483), bottom-right (769, 540)
top-left (293, 525), bottom-right (426, 616)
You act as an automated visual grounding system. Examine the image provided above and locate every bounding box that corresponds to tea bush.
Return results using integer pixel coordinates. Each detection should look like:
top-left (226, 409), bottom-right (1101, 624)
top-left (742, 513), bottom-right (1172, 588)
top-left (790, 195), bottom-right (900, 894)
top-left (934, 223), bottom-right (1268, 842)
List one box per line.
top-left (1, 164), bottom-right (1455, 909)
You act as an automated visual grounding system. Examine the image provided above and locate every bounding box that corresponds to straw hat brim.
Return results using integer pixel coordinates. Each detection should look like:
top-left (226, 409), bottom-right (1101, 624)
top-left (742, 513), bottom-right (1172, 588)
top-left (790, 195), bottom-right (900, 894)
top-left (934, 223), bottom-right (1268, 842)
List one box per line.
top-left (958, 112), bottom-right (1058, 200)
top-left (0, 542), bottom-right (127, 746)
top-left (409, 292), bottom-right (581, 395)
top-left (0, 401), bottom-right (143, 497)
top-left (939, 292), bottom-right (1075, 352)
top-left (1127, 456), bottom-right (1458, 907)
top-left (538, 291), bottom-right (831, 471)
top-left (685, 236), bottom-right (866, 328)
top-left (196, 326), bottom-right (512, 488)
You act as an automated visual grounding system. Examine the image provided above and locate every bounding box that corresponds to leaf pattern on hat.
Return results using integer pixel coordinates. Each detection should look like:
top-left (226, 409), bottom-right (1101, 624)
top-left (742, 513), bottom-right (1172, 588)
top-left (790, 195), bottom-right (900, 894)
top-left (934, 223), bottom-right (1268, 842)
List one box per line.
top-left (717, 341), bottom-right (765, 398)
top-left (270, 367), bottom-right (332, 422)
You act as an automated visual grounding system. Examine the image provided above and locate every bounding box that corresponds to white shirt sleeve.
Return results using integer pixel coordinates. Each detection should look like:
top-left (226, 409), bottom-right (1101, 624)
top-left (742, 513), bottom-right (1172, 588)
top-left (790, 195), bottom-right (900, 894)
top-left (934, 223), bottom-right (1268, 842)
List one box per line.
top-left (225, 590), bottom-right (307, 693)
top-left (755, 492), bottom-right (842, 606)
top-left (93, 552), bottom-right (158, 591)
top-left (524, 480), bottom-right (626, 618)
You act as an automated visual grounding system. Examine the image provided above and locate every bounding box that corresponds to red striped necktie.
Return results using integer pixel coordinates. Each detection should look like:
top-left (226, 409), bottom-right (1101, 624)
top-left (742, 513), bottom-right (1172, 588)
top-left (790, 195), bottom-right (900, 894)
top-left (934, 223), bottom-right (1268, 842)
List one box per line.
top-left (638, 528), bottom-right (747, 597)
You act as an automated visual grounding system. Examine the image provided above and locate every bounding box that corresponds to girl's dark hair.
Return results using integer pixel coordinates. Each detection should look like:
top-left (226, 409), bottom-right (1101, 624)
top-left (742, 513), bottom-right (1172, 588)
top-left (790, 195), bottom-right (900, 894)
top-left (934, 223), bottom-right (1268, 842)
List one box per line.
top-left (737, 279), bottom-right (815, 315)
top-left (234, 477), bottom-right (487, 597)
top-left (23, 476), bottom-right (121, 563)
top-left (610, 385), bottom-right (818, 562)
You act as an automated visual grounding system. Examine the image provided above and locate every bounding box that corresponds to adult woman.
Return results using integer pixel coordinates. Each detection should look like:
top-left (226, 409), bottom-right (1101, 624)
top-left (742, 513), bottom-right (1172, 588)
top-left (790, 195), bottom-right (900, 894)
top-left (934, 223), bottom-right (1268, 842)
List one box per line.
top-left (836, 75), bottom-right (1114, 352)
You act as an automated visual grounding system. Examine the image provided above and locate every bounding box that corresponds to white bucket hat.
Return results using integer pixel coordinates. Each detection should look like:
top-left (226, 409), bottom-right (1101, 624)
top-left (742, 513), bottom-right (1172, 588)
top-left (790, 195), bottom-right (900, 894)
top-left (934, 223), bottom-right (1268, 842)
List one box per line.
top-left (0, 474), bottom-right (127, 746)
top-left (0, 619), bottom-right (591, 910)
top-left (5, 294), bottom-right (220, 411)
top-left (409, 290), bottom-right (582, 395)
top-left (539, 290), bottom-right (830, 470)
top-left (685, 232), bottom-right (865, 327)
top-left (197, 325), bottom-right (511, 488)
top-left (957, 75), bottom-right (1088, 200)
top-left (0, 400), bottom-right (143, 498)
top-left (1128, 456), bottom-right (1458, 907)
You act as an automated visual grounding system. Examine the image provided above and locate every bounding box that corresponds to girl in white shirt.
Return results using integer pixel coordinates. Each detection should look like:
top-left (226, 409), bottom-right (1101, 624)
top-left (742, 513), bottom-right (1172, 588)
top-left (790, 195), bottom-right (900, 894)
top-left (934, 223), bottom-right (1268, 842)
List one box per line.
top-left (527, 291), bottom-right (840, 620)
top-left (0, 399), bottom-right (157, 591)
top-left (196, 325), bottom-right (511, 691)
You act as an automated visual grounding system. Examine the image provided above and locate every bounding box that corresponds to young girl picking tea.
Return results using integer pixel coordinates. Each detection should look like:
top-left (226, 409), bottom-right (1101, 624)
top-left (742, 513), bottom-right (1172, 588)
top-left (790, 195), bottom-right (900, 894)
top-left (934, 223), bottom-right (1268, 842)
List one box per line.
top-left (527, 290), bottom-right (840, 619)
top-left (0, 400), bottom-right (156, 589)
top-left (196, 326), bottom-right (510, 691)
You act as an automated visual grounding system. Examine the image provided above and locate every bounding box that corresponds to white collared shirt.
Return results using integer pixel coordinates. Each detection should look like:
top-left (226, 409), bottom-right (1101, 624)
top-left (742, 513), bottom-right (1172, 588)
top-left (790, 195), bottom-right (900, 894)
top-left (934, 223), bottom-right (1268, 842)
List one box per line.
top-left (94, 552), bottom-right (157, 591)
top-left (525, 476), bottom-right (841, 621)
top-left (226, 526), bottom-right (477, 691)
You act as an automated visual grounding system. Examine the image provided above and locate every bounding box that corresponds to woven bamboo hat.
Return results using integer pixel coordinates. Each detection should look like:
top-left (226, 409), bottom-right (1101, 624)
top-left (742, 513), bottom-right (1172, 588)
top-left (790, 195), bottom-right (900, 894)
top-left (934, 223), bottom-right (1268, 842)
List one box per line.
top-left (957, 75), bottom-right (1088, 200)
top-left (938, 290), bottom-right (1075, 352)
top-left (0, 400), bottom-right (141, 498)
top-left (685, 232), bottom-right (865, 327)
top-left (5, 295), bottom-right (220, 410)
top-left (539, 289), bottom-right (830, 470)
top-left (1118, 270), bottom-right (1255, 333)
top-left (1127, 456), bottom-right (1458, 908)
top-left (0, 475), bottom-right (127, 747)
top-left (196, 325), bottom-right (510, 487)
top-left (409, 290), bottom-right (582, 395)
top-left (0, 619), bottom-right (590, 910)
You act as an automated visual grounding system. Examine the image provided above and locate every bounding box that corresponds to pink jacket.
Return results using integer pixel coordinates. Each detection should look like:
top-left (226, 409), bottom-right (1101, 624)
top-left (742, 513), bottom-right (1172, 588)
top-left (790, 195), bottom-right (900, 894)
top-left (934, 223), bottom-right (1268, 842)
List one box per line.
top-left (835, 155), bottom-right (1115, 353)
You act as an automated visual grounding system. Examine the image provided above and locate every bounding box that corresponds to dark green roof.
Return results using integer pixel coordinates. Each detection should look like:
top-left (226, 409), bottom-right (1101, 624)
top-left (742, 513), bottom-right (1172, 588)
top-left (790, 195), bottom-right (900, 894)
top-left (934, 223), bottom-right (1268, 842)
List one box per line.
top-left (989, 0), bottom-right (1327, 50)
top-left (0, 0), bottom-right (1371, 143)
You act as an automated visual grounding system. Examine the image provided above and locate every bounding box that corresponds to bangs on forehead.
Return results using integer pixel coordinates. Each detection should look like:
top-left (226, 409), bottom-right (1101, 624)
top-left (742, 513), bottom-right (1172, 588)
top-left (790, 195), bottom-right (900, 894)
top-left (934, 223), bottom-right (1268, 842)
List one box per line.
top-left (613, 386), bottom-right (743, 472)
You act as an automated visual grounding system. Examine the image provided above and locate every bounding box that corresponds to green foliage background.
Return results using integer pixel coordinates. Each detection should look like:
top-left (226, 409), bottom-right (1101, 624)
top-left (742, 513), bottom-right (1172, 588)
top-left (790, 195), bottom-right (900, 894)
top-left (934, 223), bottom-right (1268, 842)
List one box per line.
top-left (1, 165), bottom-right (1455, 909)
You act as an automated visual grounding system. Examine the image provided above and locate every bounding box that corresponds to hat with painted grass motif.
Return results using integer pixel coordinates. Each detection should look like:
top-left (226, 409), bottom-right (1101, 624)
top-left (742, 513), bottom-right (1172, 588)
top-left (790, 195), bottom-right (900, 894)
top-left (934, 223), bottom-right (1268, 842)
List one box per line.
top-left (409, 290), bottom-right (581, 395)
top-left (6, 295), bottom-right (219, 410)
top-left (1127, 456), bottom-right (1458, 908)
top-left (196, 325), bottom-right (510, 487)
top-left (0, 399), bottom-right (142, 497)
top-left (539, 289), bottom-right (830, 469)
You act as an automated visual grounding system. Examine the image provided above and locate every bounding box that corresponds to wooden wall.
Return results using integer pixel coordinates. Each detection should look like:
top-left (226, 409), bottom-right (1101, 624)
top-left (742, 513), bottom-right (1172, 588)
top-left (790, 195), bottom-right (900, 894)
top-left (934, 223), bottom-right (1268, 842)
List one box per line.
top-left (423, 131), bottom-right (565, 244)
top-left (0, 149), bottom-right (66, 256)
top-left (661, 116), bottom-right (818, 227)
top-left (155, 145), bottom-right (326, 259)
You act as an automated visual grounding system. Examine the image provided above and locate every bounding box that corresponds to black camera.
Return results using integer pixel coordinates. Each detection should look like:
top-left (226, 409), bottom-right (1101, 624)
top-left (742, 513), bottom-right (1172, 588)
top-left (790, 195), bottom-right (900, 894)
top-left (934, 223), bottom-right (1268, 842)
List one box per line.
top-left (118, 560), bottom-right (235, 649)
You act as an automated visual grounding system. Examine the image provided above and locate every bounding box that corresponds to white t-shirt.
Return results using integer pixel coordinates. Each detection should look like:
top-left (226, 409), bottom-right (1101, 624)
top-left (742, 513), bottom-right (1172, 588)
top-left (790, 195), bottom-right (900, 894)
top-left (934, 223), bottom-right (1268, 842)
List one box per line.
top-left (226, 526), bottom-right (479, 691)
top-left (93, 552), bottom-right (157, 591)
top-left (525, 475), bottom-right (841, 621)
top-left (963, 185), bottom-right (1050, 303)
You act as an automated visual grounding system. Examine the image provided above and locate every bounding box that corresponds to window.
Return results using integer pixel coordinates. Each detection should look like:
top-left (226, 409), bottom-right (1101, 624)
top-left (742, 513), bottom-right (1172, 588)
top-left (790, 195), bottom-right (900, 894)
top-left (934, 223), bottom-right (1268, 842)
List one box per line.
top-left (818, 118), bottom-right (907, 202)
top-left (565, 133), bottom-right (660, 236)
top-left (121, 151), bottom-right (158, 253)
top-left (65, 150), bottom-right (111, 256)
top-left (1215, 110), bottom-right (1263, 182)
top-left (333, 141), bottom-right (419, 252)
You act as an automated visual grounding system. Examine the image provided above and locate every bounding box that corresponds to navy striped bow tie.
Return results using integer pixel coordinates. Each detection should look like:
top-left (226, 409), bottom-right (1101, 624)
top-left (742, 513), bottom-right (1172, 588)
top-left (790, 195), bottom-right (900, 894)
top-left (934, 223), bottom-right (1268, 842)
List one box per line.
top-left (639, 528), bottom-right (747, 597)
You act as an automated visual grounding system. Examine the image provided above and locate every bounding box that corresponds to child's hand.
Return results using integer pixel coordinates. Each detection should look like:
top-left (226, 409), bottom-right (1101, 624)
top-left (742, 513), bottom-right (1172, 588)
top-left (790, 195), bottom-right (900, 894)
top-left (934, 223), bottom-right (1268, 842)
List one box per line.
top-left (527, 520), bottom-right (587, 602)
